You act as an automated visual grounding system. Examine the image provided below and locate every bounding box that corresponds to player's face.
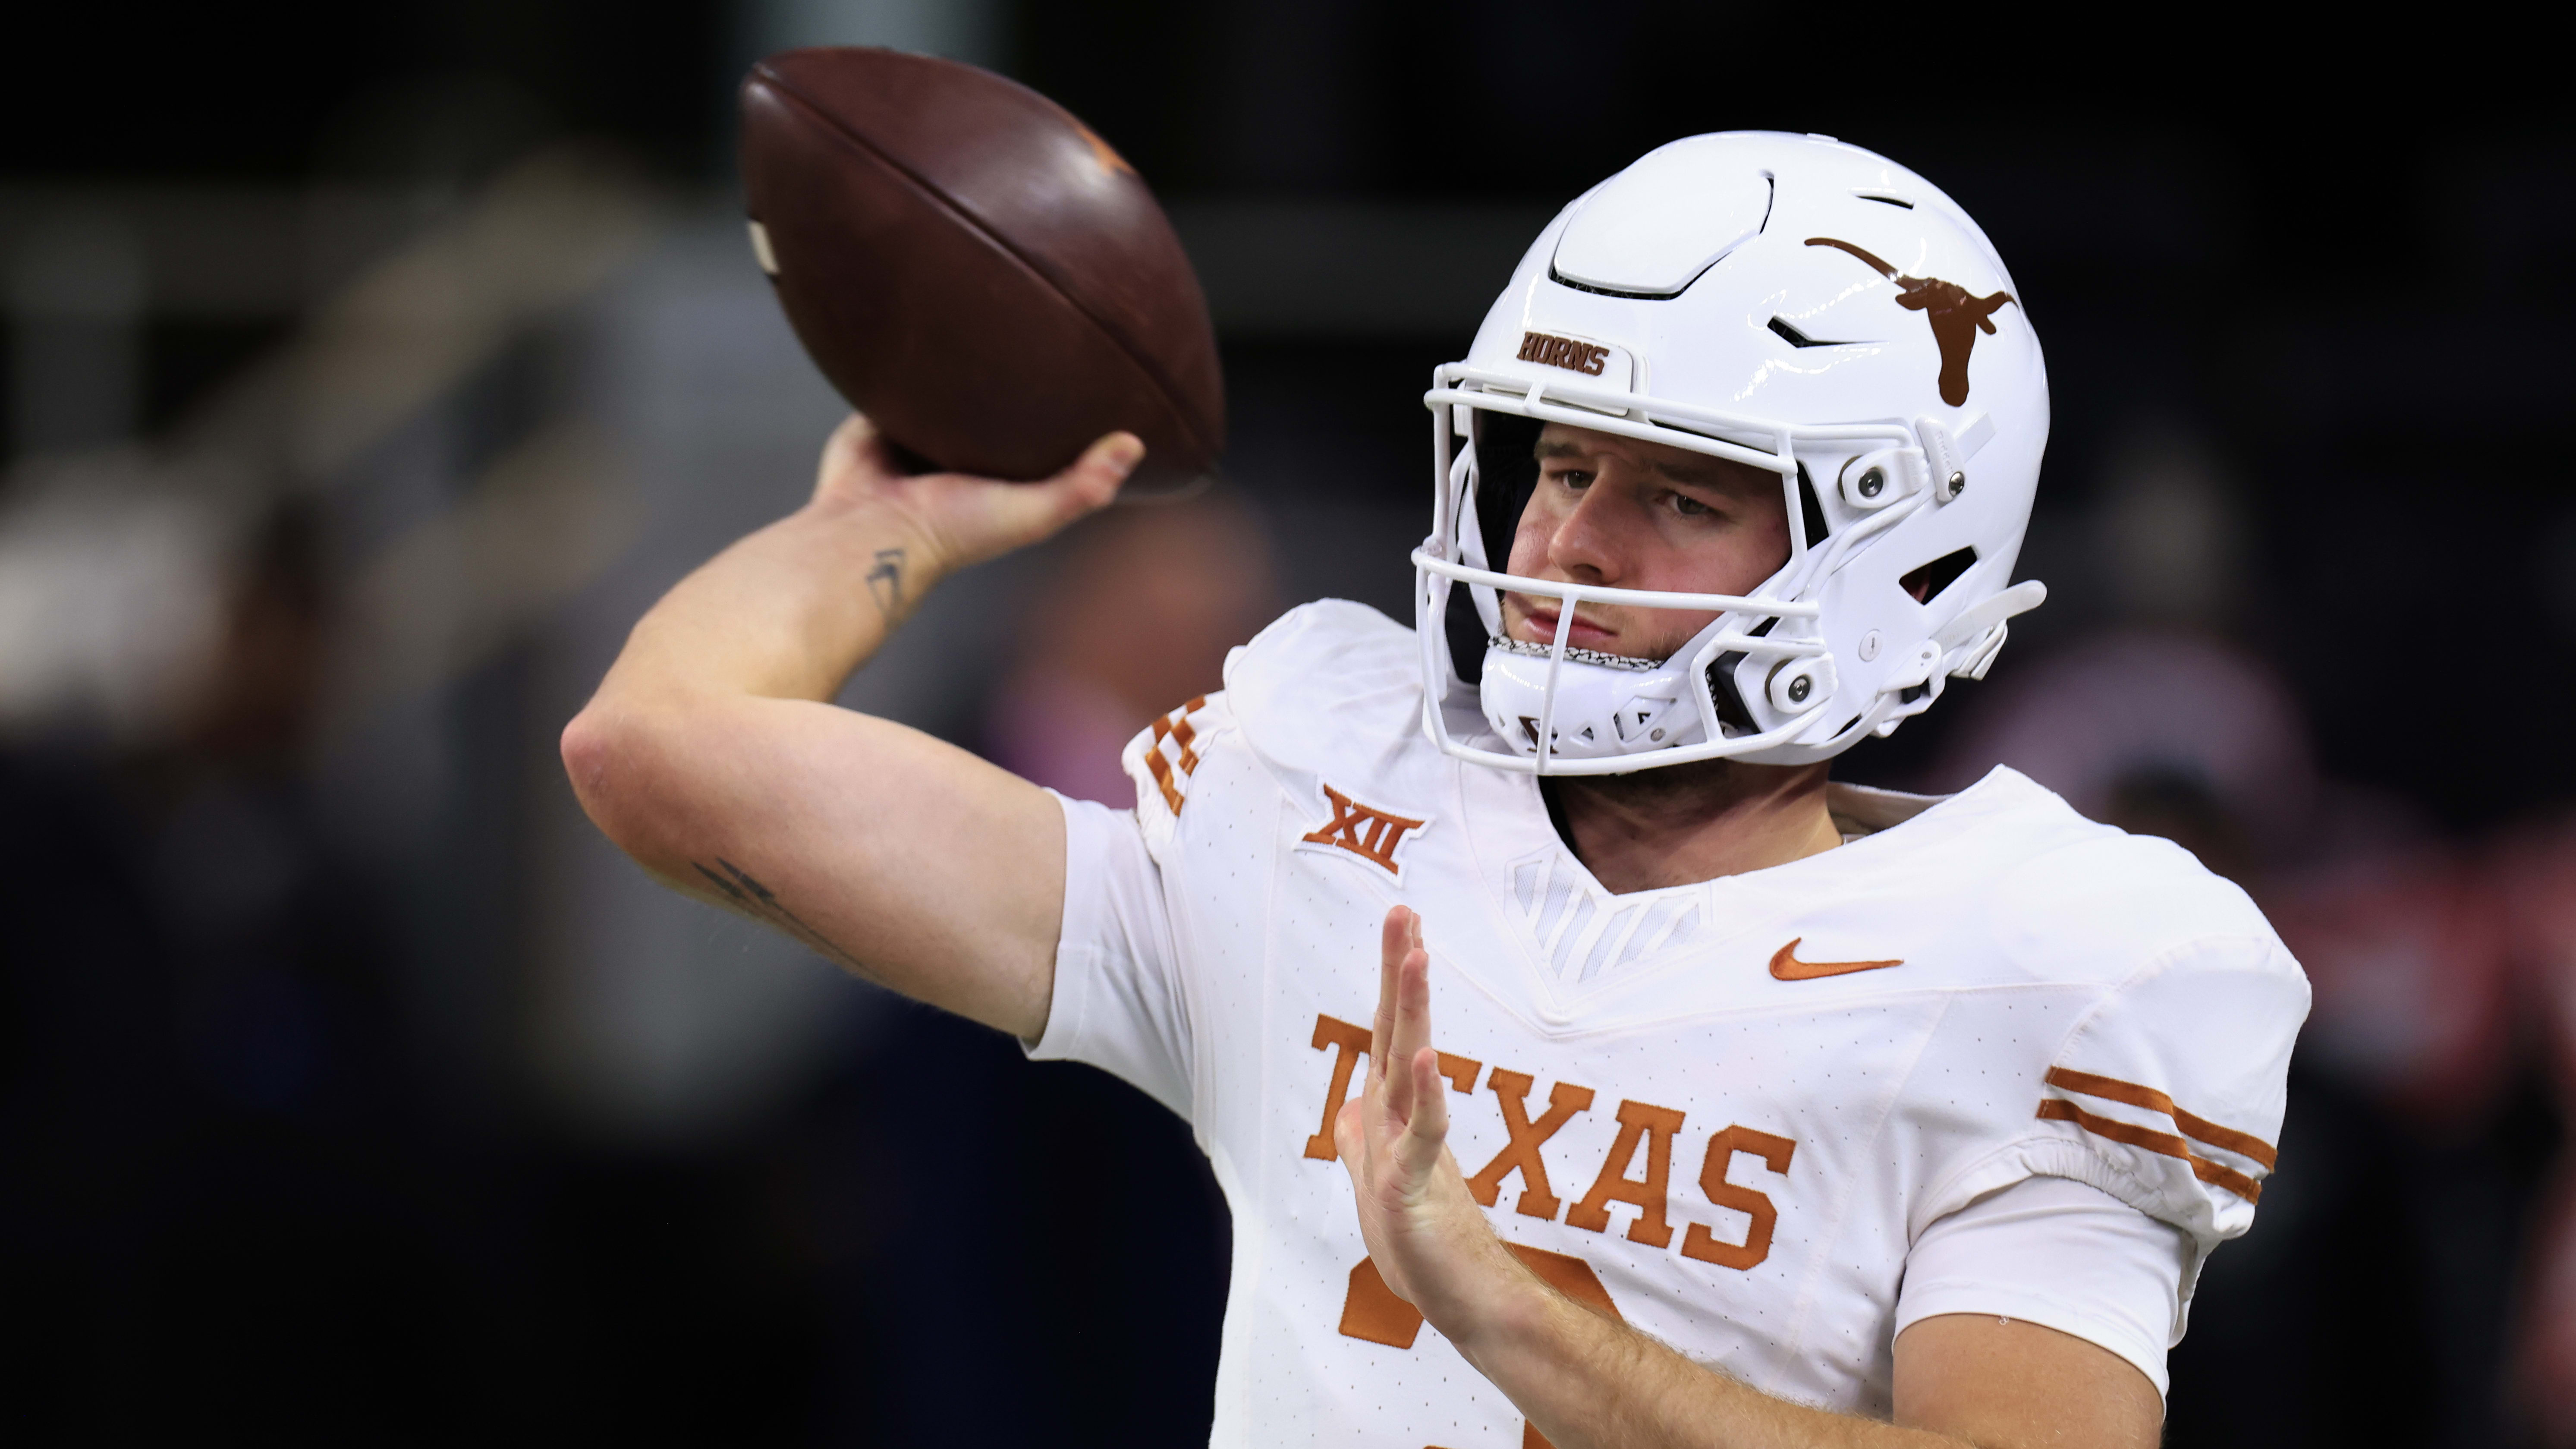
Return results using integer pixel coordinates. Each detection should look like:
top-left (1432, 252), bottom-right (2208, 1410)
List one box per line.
top-left (1499, 423), bottom-right (1792, 661)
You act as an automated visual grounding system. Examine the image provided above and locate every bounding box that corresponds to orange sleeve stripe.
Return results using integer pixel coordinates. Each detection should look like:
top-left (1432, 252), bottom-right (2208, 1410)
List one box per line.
top-left (2044, 1067), bottom-right (2279, 1168)
top-left (1142, 743), bottom-right (1186, 814)
top-left (2036, 1099), bottom-right (2263, 1203)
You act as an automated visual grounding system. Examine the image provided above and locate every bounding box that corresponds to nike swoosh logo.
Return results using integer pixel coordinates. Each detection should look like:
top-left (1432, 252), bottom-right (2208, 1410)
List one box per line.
top-left (1769, 938), bottom-right (1905, 981)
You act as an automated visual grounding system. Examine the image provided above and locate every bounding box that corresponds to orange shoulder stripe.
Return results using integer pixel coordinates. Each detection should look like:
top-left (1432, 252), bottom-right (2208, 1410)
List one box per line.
top-left (1141, 697), bottom-right (1210, 815)
top-left (1141, 747), bottom-right (1185, 814)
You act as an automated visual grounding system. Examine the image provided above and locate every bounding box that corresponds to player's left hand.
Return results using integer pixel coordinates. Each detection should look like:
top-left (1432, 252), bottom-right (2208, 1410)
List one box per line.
top-left (1334, 907), bottom-right (1529, 1335)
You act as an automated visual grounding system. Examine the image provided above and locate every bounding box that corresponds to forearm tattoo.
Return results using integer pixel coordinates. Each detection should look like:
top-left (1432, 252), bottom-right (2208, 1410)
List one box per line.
top-left (692, 857), bottom-right (875, 979)
top-left (864, 547), bottom-right (908, 621)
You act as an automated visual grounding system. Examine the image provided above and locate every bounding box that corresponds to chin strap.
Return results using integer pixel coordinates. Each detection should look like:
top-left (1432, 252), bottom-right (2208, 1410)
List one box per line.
top-left (1936, 579), bottom-right (2048, 682)
top-left (1872, 578), bottom-right (2049, 727)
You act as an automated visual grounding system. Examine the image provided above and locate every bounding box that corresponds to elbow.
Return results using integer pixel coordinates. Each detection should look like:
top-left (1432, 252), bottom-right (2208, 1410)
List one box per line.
top-left (559, 704), bottom-right (610, 813)
top-left (561, 699), bottom-right (664, 862)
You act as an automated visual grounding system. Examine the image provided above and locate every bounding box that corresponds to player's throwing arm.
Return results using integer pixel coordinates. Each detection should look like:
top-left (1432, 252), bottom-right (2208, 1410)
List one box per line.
top-left (568, 50), bottom-right (1221, 1040)
top-left (560, 416), bottom-right (1141, 1039)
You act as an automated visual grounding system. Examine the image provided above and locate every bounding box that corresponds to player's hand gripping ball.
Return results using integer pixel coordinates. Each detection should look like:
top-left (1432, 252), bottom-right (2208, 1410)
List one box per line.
top-left (807, 413), bottom-right (1140, 587)
top-left (741, 47), bottom-right (1225, 496)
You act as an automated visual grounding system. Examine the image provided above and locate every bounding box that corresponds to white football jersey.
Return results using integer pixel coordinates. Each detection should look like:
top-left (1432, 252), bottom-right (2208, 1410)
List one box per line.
top-left (1035, 601), bottom-right (2307, 1444)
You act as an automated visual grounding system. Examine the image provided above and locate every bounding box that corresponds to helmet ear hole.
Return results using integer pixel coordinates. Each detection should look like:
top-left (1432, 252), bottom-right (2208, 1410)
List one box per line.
top-left (1899, 546), bottom-right (1978, 605)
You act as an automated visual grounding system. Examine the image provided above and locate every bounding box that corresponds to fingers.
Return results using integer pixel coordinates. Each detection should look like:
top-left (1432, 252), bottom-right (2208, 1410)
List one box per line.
top-left (1380, 905), bottom-right (1413, 975)
top-left (1055, 431), bottom-right (1145, 511)
top-left (818, 419), bottom-right (1138, 509)
top-left (813, 419), bottom-right (1145, 569)
top-left (1386, 923), bottom-right (1434, 1101)
top-left (1372, 906), bottom-right (1409, 1091)
top-left (941, 432), bottom-right (1145, 567)
top-left (1399, 1046), bottom-right (1451, 1178)
top-left (1337, 916), bottom-right (1455, 1228)
top-left (1009, 431), bottom-right (1143, 536)
top-left (813, 413), bottom-right (891, 501)
top-left (1381, 916), bottom-right (1438, 1130)
top-left (1333, 1094), bottom-right (1365, 1167)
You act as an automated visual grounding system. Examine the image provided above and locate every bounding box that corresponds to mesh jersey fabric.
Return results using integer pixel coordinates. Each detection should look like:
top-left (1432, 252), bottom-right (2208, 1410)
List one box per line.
top-left (1050, 791), bottom-right (2201, 1402)
top-left (1029, 600), bottom-right (2305, 1439)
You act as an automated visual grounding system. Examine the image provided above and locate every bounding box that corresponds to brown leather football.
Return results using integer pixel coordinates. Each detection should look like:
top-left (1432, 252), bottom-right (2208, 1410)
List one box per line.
top-left (740, 48), bottom-right (1224, 494)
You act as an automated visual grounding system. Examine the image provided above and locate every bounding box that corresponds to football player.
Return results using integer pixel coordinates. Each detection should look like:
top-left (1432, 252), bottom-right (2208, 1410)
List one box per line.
top-left (563, 133), bottom-right (2306, 1448)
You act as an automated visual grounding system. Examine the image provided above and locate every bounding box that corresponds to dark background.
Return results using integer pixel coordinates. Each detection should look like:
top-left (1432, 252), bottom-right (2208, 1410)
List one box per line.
top-left (13, 5), bottom-right (2574, 820)
top-left (3, 3), bottom-right (2571, 1444)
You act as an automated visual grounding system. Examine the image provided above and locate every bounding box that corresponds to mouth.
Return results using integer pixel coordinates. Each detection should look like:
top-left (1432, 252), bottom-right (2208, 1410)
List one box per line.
top-left (1513, 602), bottom-right (1619, 650)
top-left (1488, 633), bottom-right (1665, 671)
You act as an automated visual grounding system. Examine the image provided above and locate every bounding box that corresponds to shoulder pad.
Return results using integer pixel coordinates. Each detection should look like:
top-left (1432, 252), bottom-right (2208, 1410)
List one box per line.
top-left (1223, 600), bottom-right (1424, 776)
top-left (1218, 602), bottom-right (1454, 850)
top-left (1973, 770), bottom-right (2283, 981)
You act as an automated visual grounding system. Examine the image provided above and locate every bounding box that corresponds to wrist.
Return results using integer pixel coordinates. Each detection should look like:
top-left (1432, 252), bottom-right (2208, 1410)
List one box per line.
top-left (610, 492), bottom-right (949, 705)
top-left (1420, 1235), bottom-right (1555, 1362)
top-left (799, 490), bottom-right (950, 580)
top-left (787, 493), bottom-right (966, 631)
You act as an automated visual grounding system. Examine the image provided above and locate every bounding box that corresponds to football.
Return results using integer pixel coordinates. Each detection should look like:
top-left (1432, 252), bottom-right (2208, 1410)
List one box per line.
top-left (739, 48), bottom-right (1225, 495)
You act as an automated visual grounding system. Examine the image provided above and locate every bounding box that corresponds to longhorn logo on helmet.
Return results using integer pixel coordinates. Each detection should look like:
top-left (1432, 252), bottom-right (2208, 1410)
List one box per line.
top-left (1805, 237), bottom-right (2016, 406)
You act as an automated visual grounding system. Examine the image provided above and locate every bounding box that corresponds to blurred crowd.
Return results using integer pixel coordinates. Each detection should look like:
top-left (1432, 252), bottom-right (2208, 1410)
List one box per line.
top-left (3, 0), bottom-right (2572, 1445)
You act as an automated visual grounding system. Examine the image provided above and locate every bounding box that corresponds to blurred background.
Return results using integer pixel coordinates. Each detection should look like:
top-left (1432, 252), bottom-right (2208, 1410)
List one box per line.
top-left (2, 1), bottom-right (2570, 1443)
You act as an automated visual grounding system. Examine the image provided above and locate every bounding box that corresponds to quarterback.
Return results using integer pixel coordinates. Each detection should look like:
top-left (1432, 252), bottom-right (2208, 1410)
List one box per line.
top-left (564, 134), bottom-right (2306, 1447)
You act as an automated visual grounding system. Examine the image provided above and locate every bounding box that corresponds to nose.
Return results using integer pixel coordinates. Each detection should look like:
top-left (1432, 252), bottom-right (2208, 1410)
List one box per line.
top-left (1544, 480), bottom-right (1629, 586)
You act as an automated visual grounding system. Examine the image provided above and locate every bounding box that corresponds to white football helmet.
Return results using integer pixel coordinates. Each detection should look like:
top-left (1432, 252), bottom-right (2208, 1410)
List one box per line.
top-left (1415, 132), bottom-right (2050, 774)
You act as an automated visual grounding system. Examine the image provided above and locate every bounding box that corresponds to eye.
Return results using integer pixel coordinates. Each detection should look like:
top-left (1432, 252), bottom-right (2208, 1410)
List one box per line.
top-left (1553, 467), bottom-right (1595, 490)
top-left (1669, 492), bottom-right (1714, 518)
